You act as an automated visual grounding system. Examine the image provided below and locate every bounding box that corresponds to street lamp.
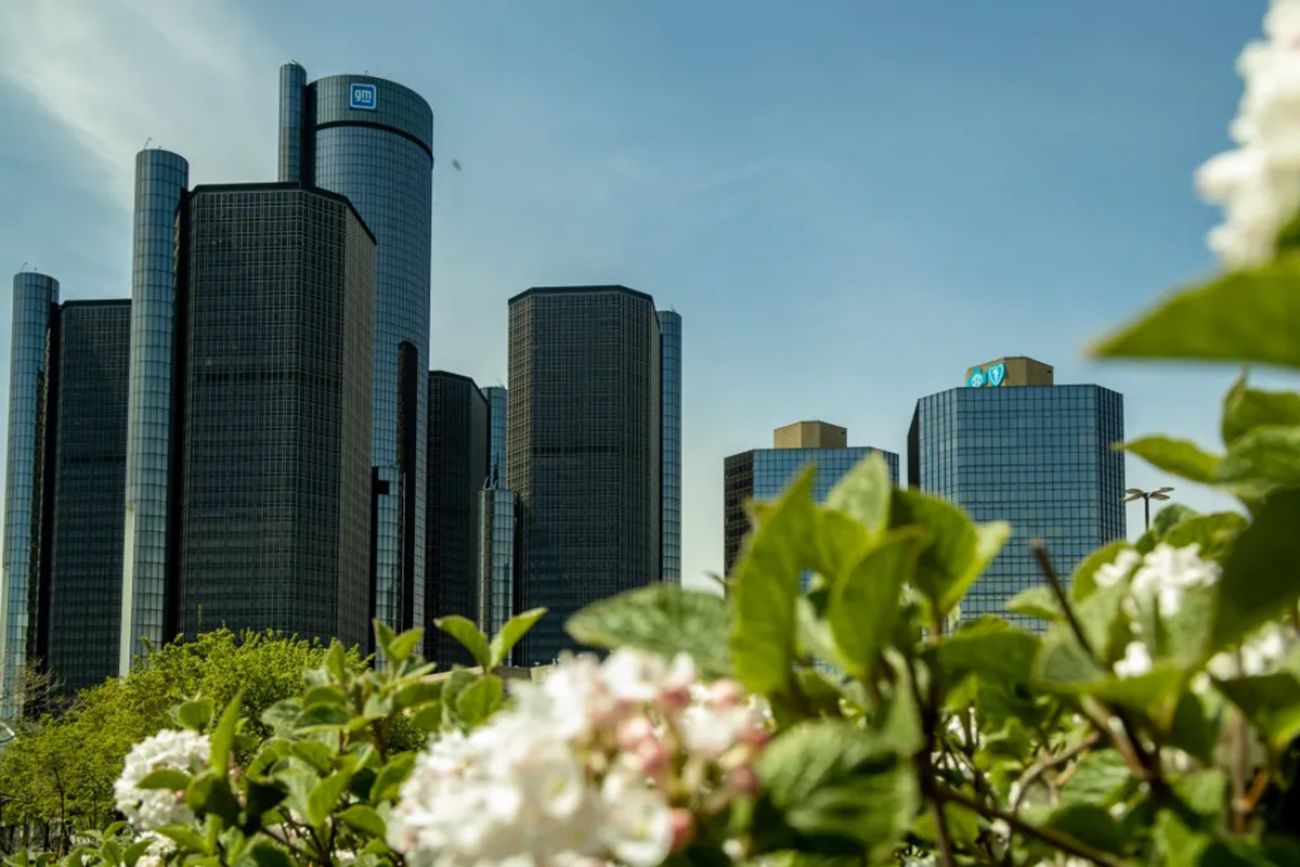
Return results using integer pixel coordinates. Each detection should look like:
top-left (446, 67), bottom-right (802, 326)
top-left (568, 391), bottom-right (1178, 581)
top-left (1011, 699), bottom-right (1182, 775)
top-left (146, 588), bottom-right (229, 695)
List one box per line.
top-left (1123, 486), bottom-right (1174, 531)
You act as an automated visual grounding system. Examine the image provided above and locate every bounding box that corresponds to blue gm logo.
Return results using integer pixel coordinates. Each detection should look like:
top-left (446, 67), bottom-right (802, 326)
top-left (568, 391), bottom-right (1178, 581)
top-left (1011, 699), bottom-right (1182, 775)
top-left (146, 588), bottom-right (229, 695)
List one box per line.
top-left (987, 362), bottom-right (1006, 387)
top-left (967, 367), bottom-right (986, 388)
top-left (349, 83), bottom-right (377, 111)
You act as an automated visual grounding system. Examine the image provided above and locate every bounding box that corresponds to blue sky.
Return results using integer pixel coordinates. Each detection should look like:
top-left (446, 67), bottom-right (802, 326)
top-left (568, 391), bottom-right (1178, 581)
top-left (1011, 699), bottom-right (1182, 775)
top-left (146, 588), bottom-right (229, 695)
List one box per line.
top-left (0, 0), bottom-right (1272, 590)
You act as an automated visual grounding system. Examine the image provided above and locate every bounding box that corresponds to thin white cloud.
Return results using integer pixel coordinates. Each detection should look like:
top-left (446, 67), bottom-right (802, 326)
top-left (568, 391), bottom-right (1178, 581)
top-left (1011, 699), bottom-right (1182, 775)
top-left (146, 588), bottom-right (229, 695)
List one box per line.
top-left (0, 0), bottom-right (282, 206)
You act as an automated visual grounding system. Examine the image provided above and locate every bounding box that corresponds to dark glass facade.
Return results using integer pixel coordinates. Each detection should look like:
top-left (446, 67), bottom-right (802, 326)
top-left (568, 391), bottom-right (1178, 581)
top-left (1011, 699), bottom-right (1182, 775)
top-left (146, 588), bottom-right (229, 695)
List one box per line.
top-left (45, 302), bottom-right (131, 695)
top-left (658, 311), bottom-right (682, 585)
top-left (908, 384), bottom-right (1125, 624)
top-left (279, 66), bottom-right (434, 642)
top-left (723, 447), bottom-right (900, 576)
top-left (477, 386), bottom-right (516, 643)
top-left (508, 286), bottom-right (661, 665)
top-left (1, 272), bottom-right (59, 717)
top-left (426, 372), bottom-right (488, 664)
top-left (121, 149), bottom-right (189, 673)
top-left (176, 184), bottom-right (374, 649)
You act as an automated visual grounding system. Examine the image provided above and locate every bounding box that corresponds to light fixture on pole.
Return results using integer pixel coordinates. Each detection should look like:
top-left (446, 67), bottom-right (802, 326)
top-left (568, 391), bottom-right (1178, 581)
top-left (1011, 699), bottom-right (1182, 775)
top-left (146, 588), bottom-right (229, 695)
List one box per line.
top-left (1123, 486), bottom-right (1174, 531)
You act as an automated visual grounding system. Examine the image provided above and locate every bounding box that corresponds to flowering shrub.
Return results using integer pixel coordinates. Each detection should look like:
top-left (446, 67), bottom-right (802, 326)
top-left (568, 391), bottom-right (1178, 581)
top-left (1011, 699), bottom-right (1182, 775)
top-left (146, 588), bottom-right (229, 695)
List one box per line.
top-left (11, 2), bottom-right (1300, 866)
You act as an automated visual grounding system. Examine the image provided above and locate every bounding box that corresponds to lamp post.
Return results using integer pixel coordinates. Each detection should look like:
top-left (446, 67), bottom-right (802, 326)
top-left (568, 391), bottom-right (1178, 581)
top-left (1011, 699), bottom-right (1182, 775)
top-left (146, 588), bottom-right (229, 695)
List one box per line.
top-left (1123, 486), bottom-right (1174, 531)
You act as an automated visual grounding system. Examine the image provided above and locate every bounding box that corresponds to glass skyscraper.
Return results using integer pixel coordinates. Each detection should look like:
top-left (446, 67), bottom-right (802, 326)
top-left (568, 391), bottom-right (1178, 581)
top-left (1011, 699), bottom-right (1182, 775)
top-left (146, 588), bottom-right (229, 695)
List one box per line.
top-left (120, 148), bottom-right (188, 674)
top-left (176, 184), bottom-right (375, 649)
top-left (723, 422), bottom-right (899, 576)
top-left (279, 64), bottom-right (434, 642)
top-left (508, 286), bottom-right (661, 665)
top-left (46, 301), bottom-right (131, 695)
top-left (908, 357), bottom-right (1125, 624)
top-left (478, 386), bottom-right (516, 640)
top-left (659, 310), bottom-right (682, 584)
top-left (1, 272), bottom-right (59, 717)
top-left (426, 372), bottom-right (488, 665)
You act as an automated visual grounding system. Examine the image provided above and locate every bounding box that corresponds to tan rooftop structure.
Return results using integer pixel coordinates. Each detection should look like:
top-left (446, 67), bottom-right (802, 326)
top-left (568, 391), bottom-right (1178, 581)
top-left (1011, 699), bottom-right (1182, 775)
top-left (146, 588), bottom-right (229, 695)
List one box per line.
top-left (773, 420), bottom-right (848, 449)
top-left (964, 356), bottom-right (1054, 388)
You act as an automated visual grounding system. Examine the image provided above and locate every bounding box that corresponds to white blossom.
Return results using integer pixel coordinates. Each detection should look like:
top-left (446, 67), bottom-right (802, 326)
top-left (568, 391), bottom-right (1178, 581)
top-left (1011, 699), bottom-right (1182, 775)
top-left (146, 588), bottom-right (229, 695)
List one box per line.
top-left (1209, 622), bottom-right (1297, 679)
top-left (1093, 548), bottom-right (1141, 589)
top-left (1128, 543), bottom-right (1220, 616)
top-left (1197, 0), bottom-right (1300, 266)
top-left (1114, 641), bottom-right (1154, 679)
top-left (114, 729), bottom-right (211, 831)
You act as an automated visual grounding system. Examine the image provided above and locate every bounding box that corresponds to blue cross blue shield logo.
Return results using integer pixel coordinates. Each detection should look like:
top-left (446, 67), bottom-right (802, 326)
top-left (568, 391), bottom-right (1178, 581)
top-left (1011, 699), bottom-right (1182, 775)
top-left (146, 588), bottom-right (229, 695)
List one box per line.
top-left (349, 83), bottom-right (378, 111)
top-left (967, 367), bottom-right (986, 388)
top-left (987, 362), bottom-right (1006, 387)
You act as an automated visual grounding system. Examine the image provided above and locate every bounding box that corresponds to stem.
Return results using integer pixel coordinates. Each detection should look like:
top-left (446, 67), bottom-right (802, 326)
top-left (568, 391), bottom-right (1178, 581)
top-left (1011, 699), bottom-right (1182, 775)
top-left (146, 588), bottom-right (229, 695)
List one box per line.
top-left (1012, 733), bottom-right (1101, 815)
top-left (937, 785), bottom-right (1122, 867)
top-left (1231, 705), bottom-right (1249, 834)
top-left (902, 649), bottom-right (957, 867)
top-left (1031, 541), bottom-right (1094, 659)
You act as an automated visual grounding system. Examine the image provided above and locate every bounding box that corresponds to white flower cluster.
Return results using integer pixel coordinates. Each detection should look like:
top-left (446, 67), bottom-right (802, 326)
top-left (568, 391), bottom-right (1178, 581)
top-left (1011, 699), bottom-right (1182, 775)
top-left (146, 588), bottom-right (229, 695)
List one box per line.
top-left (114, 729), bottom-right (211, 831)
top-left (388, 649), bottom-right (768, 867)
top-left (1197, 0), bottom-right (1300, 266)
top-left (1098, 543), bottom-right (1296, 680)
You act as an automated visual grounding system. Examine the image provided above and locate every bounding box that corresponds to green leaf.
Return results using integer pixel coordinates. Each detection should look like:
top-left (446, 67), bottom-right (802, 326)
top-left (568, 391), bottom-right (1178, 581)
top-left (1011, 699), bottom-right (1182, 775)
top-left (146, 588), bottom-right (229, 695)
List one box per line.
top-left (1213, 490), bottom-right (1300, 648)
top-left (1093, 260), bottom-right (1300, 370)
top-left (1215, 673), bottom-right (1300, 752)
top-left (454, 674), bottom-right (504, 727)
top-left (489, 607), bottom-right (546, 668)
top-left (185, 772), bottom-right (241, 825)
top-left (302, 684), bottom-right (347, 708)
top-left (249, 843), bottom-right (294, 867)
top-left (289, 740), bottom-right (334, 773)
top-left (338, 804), bottom-right (387, 838)
top-left (374, 620), bottom-right (396, 656)
top-left (175, 697), bottom-right (214, 732)
top-left (824, 452), bottom-right (892, 537)
top-left (1162, 512), bottom-right (1247, 563)
top-left (754, 721), bottom-right (916, 855)
top-left (1043, 803), bottom-right (1128, 855)
top-left (932, 618), bottom-right (1039, 686)
top-left (306, 770), bottom-right (353, 826)
top-left (210, 689), bottom-right (243, 774)
top-left (294, 702), bottom-right (352, 730)
top-left (122, 839), bottom-right (151, 867)
top-left (434, 616), bottom-right (491, 669)
top-left (566, 584), bottom-right (730, 677)
top-left (1060, 749), bottom-right (1130, 807)
top-left (325, 641), bottom-right (348, 681)
top-left (889, 488), bottom-right (1009, 615)
top-left (1123, 435), bottom-right (1222, 483)
top-left (387, 628), bottom-right (423, 663)
top-left (1217, 425), bottom-right (1300, 499)
top-left (136, 768), bottom-right (192, 790)
top-left (729, 469), bottom-right (816, 695)
top-left (155, 825), bottom-right (208, 854)
top-left (1223, 374), bottom-right (1300, 446)
top-left (370, 753), bottom-right (415, 803)
top-left (394, 681), bottom-right (441, 710)
top-left (1006, 585), bottom-right (1062, 621)
top-left (826, 528), bottom-right (926, 677)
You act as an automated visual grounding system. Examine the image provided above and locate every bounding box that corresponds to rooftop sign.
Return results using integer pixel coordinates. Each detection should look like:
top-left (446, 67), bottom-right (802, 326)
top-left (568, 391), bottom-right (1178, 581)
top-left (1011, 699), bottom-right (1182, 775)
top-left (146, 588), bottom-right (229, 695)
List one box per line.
top-left (349, 83), bottom-right (377, 111)
top-left (967, 361), bottom-right (1006, 388)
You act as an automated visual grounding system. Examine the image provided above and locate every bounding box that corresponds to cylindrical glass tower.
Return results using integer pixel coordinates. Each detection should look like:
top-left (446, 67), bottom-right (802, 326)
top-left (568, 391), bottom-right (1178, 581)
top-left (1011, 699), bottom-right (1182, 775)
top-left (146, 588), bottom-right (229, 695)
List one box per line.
top-left (658, 310), bottom-right (682, 585)
top-left (119, 148), bottom-right (188, 674)
top-left (1, 271), bottom-right (58, 717)
top-left (279, 65), bottom-right (434, 640)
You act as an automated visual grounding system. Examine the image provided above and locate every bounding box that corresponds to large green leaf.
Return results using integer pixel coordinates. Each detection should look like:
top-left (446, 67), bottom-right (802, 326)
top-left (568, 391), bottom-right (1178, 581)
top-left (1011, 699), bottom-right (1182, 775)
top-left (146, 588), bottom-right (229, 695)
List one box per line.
top-left (434, 616), bottom-right (490, 669)
top-left (210, 690), bottom-right (243, 774)
top-left (889, 489), bottom-right (1009, 615)
top-left (1093, 260), bottom-right (1300, 369)
top-left (1124, 435), bottom-right (1223, 483)
top-left (1216, 425), bottom-right (1300, 499)
top-left (755, 721), bottom-right (916, 856)
top-left (1215, 673), bottom-right (1300, 752)
top-left (1161, 512), bottom-right (1247, 563)
top-left (1043, 804), bottom-right (1128, 855)
top-left (567, 584), bottom-right (730, 677)
top-left (1060, 749), bottom-right (1131, 808)
top-left (729, 470), bottom-right (816, 695)
top-left (306, 770), bottom-right (353, 826)
top-left (1212, 490), bottom-right (1300, 649)
top-left (826, 528), bottom-right (926, 677)
top-left (1034, 633), bottom-right (1184, 711)
top-left (1223, 375), bottom-right (1300, 446)
top-left (932, 618), bottom-right (1040, 686)
top-left (454, 675), bottom-right (504, 728)
top-left (824, 452), bottom-right (892, 537)
top-left (489, 607), bottom-right (546, 668)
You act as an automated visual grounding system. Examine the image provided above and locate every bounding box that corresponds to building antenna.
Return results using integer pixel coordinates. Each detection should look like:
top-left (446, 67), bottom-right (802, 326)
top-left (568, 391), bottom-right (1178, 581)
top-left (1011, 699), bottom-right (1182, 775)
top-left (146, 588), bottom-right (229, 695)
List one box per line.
top-left (20, 261), bottom-right (28, 273)
top-left (143, 137), bottom-right (152, 150)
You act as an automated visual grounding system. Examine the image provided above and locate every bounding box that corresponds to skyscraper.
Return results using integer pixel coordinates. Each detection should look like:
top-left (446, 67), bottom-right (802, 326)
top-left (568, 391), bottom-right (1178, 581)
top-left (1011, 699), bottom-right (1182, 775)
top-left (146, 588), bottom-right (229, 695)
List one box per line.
top-left (908, 357), bottom-right (1125, 624)
top-left (723, 421), bottom-right (899, 576)
top-left (1, 272), bottom-right (59, 717)
top-left (508, 286), bottom-right (661, 665)
top-left (120, 149), bottom-right (188, 675)
top-left (279, 64), bottom-right (434, 640)
top-left (477, 386), bottom-right (516, 639)
top-left (659, 310), bottom-right (682, 585)
top-left (426, 372), bottom-right (488, 664)
top-left (45, 301), bottom-right (131, 695)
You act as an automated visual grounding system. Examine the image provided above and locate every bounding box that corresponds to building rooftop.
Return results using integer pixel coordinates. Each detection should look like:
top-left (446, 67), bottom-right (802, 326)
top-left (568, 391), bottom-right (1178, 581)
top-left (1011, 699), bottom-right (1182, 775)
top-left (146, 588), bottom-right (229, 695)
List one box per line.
top-left (773, 420), bottom-right (848, 449)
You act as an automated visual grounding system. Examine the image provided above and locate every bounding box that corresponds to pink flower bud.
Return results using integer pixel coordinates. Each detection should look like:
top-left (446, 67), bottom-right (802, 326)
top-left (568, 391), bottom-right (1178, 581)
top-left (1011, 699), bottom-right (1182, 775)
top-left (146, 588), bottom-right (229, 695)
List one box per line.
top-left (617, 715), bottom-right (655, 752)
top-left (738, 724), bottom-right (769, 749)
top-left (727, 765), bottom-right (760, 796)
top-left (669, 808), bottom-right (695, 852)
top-left (635, 736), bottom-right (671, 777)
top-left (707, 679), bottom-right (744, 708)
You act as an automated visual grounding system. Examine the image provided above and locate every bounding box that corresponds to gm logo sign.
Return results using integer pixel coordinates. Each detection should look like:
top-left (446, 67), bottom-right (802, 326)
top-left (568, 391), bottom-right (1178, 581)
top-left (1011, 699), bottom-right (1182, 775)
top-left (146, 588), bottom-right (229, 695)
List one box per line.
top-left (968, 362), bottom-right (1006, 388)
top-left (349, 83), bottom-right (377, 111)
